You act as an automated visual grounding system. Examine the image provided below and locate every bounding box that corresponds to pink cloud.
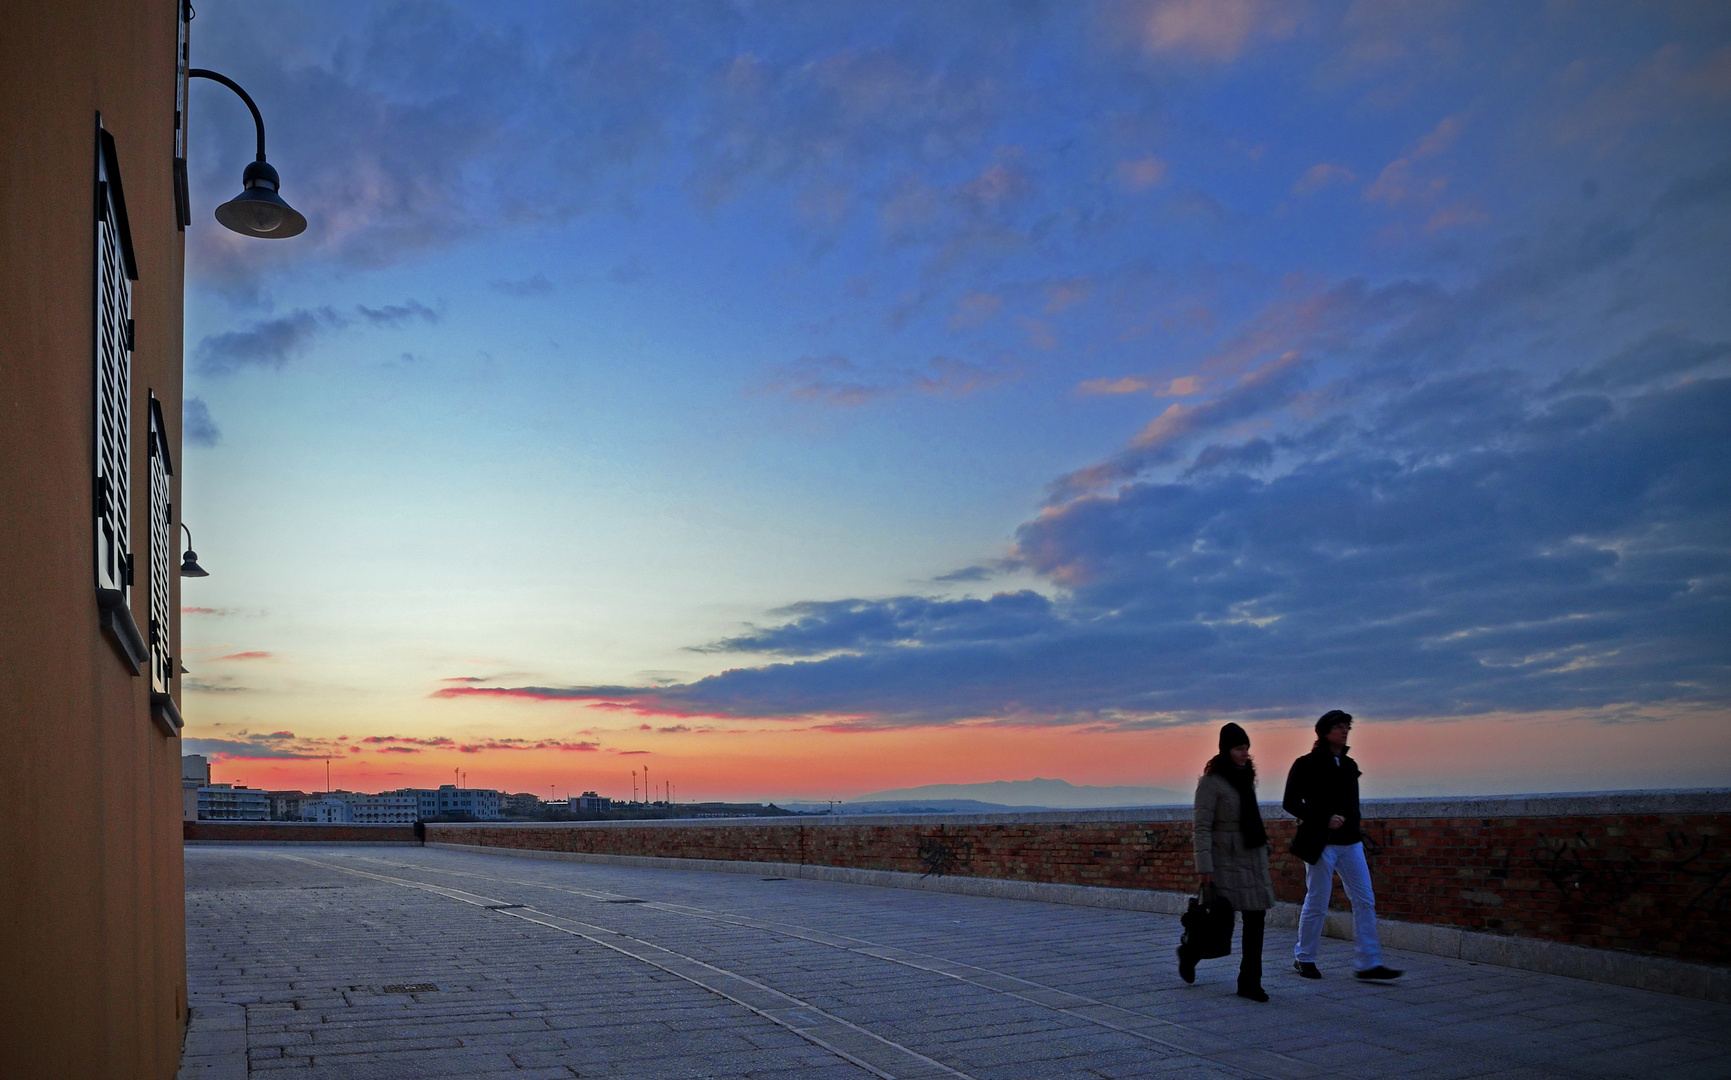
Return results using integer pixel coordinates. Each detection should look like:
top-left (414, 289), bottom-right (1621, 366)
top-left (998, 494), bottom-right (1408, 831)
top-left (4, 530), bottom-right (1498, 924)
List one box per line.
top-left (947, 291), bottom-right (1003, 329)
top-left (455, 738), bottom-right (601, 754)
top-left (214, 650), bottom-right (273, 661)
top-left (1365, 116), bottom-right (1462, 206)
top-left (1116, 156), bottom-right (1168, 192)
top-left (1043, 279), bottom-right (1094, 314)
top-left (1076, 376), bottom-right (1152, 396)
top-left (1135, 0), bottom-right (1301, 62)
top-left (1291, 162), bottom-right (1357, 196)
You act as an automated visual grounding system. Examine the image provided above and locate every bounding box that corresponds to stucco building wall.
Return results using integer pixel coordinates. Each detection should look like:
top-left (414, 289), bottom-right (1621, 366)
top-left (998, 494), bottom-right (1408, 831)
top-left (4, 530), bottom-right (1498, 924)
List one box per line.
top-left (1, 3), bottom-right (189, 1076)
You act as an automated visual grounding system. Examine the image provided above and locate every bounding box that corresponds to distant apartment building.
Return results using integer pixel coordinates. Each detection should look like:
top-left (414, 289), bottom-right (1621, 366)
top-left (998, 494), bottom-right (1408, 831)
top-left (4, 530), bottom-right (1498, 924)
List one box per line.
top-left (392, 784), bottom-right (503, 820)
top-left (267, 790), bottom-right (312, 821)
top-left (336, 791), bottom-right (418, 823)
top-left (197, 784), bottom-right (271, 821)
top-left (300, 797), bottom-right (353, 824)
top-left (570, 792), bottom-right (612, 813)
top-left (501, 791), bottom-right (545, 816)
top-left (182, 755), bottom-right (211, 821)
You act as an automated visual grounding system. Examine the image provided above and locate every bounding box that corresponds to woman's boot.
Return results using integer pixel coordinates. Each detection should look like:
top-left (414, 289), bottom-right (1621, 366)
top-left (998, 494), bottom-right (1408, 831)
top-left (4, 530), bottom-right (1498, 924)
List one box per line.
top-left (1177, 942), bottom-right (1197, 984)
top-left (1236, 910), bottom-right (1268, 1001)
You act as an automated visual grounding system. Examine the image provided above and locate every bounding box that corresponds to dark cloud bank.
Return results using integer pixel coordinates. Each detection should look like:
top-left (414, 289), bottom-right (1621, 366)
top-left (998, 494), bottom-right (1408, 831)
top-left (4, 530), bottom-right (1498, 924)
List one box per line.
top-left (450, 322), bottom-right (1730, 728)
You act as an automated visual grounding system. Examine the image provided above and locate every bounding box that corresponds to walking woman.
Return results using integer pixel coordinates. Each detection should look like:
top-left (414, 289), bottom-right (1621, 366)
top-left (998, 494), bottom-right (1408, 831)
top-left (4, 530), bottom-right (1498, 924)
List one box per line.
top-left (1179, 722), bottom-right (1274, 1001)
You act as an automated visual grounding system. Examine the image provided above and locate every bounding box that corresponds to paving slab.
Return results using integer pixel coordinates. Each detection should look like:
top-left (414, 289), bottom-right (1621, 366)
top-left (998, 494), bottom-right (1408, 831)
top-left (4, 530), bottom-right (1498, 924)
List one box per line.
top-left (184, 845), bottom-right (1730, 1080)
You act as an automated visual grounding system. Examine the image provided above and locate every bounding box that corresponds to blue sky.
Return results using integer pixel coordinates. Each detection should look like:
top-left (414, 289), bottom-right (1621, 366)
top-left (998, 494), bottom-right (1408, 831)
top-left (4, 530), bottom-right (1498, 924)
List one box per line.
top-left (178, 1), bottom-right (1731, 799)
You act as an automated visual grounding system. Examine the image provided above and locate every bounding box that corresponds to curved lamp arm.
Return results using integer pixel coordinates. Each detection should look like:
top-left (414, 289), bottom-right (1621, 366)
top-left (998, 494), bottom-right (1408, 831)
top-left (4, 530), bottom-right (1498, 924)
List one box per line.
top-left (189, 68), bottom-right (266, 161)
top-left (186, 68), bottom-right (306, 238)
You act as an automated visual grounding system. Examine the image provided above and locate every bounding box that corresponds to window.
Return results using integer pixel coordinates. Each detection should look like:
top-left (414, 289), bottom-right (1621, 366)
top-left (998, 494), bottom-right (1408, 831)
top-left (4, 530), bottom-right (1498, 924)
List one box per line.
top-left (147, 395), bottom-right (183, 735)
top-left (94, 119), bottom-right (147, 674)
top-left (173, 0), bottom-right (191, 229)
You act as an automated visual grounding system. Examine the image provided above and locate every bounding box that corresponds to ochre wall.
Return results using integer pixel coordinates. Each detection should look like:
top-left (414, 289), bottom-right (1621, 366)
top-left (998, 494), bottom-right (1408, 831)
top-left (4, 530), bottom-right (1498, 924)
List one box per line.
top-left (430, 806), bottom-right (1730, 966)
top-left (0, 2), bottom-right (188, 1076)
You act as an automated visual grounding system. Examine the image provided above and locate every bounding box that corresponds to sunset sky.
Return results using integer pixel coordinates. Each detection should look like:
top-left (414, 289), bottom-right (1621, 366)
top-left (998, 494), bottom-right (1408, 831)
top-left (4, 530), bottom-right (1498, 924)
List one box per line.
top-left (178, 1), bottom-right (1731, 802)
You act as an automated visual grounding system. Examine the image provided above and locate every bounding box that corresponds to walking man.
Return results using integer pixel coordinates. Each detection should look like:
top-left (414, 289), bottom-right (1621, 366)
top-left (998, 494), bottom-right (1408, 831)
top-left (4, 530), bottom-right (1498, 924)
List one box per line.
top-left (1283, 710), bottom-right (1403, 981)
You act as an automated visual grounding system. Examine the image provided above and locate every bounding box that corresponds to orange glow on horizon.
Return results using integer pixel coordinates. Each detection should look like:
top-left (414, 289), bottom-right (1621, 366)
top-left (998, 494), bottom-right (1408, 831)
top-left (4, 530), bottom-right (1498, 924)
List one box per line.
top-left (199, 706), bottom-right (1731, 802)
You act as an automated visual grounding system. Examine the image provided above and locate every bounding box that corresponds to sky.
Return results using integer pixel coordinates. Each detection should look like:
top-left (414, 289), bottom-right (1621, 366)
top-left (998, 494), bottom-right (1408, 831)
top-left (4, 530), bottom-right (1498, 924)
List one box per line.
top-left (176, 0), bottom-right (1731, 803)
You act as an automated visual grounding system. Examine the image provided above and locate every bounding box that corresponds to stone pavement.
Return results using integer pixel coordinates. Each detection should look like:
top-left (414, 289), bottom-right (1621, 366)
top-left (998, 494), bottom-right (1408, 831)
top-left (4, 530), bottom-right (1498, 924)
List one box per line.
top-left (183, 845), bottom-right (1731, 1080)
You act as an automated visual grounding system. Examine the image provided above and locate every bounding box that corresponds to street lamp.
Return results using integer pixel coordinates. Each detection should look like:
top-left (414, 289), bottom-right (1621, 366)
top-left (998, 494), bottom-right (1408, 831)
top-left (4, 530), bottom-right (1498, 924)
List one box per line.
top-left (180, 523), bottom-right (210, 577)
top-left (189, 68), bottom-right (307, 238)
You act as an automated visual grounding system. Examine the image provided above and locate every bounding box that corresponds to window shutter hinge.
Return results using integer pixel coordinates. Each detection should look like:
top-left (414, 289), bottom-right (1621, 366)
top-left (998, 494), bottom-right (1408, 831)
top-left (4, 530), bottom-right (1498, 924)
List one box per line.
top-left (126, 319), bottom-right (136, 352)
top-left (124, 554), bottom-right (135, 586)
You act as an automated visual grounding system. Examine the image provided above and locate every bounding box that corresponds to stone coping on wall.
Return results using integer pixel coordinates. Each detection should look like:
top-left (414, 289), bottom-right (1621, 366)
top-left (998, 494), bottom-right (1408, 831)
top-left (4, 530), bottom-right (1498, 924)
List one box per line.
top-left (183, 821), bottom-right (421, 844)
top-left (427, 841), bottom-right (1731, 1004)
top-left (440, 788), bottom-right (1731, 830)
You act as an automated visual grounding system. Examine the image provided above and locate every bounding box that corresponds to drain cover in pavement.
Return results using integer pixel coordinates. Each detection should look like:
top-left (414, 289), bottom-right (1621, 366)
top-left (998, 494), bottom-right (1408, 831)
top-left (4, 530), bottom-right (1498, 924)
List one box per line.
top-left (380, 983), bottom-right (439, 994)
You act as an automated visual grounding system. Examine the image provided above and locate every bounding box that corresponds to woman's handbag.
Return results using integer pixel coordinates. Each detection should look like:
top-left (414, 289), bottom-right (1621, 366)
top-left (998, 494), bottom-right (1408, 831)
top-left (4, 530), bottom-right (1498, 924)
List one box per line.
top-left (1179, 883), bottom-right (1235, 959)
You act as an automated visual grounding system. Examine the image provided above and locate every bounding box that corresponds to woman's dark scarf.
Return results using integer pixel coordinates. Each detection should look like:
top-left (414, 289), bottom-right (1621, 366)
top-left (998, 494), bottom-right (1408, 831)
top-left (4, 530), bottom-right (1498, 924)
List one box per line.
top-left (1206, 754), bottom-right (1268, 849)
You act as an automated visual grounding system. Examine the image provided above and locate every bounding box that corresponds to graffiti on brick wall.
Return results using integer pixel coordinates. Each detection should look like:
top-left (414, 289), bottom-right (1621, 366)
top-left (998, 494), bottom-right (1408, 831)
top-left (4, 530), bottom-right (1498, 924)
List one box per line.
top-left (917, 835), bottom-right (973, 878)
top-left (1531, 832), bottom-right (1644, 908)
top-left (1137, 827), bottom-right (1190, 876)
top-left (1526, 830), bottom-right (1729, 934)
top-left (1667, 831), bottom-right (1731, 916)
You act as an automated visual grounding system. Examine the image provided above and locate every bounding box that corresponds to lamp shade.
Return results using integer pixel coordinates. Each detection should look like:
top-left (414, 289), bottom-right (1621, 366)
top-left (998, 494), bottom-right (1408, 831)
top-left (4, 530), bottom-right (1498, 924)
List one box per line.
top-left (180, 549), bottom-right (210, 577)
top-left (214, 160), bottom-right (306, 239)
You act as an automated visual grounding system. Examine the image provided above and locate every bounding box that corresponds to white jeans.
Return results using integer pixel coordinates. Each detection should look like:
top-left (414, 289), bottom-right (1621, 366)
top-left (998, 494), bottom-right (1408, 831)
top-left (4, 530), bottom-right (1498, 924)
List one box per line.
top-left (1294, 841), bottom-right (1384, 971)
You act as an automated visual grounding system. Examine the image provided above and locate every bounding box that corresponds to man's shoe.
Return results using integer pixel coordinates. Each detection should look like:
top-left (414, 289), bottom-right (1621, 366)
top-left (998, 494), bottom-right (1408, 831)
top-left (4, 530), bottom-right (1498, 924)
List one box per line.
top-left (1236, 984), bottom-right (1269, 1002)
top-left (1178, 947), bottom-right (1196, 984)
top-left (1293, 961), bottom-right (1321, 979)
top-left (1355, 966), bottom-right (1404, 980)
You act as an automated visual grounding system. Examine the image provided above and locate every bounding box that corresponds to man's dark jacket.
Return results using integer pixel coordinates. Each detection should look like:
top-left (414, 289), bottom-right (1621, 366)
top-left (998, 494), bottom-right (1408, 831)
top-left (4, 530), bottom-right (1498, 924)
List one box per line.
top-left (1282, 745), bottom-right (1362, 865)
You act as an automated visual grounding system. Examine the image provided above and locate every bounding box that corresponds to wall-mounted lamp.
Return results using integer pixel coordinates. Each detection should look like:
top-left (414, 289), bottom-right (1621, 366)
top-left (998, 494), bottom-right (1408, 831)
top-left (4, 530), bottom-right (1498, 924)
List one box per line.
top-left (180, 523), bottom-right (210, 577)
top-left (189, 68), bottom-right (307, 238)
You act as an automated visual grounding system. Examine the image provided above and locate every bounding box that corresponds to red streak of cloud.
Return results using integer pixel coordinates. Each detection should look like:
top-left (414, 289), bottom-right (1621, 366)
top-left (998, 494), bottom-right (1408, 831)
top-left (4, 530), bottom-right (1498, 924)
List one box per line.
top-left (215, 650), bottom-right (272, 661)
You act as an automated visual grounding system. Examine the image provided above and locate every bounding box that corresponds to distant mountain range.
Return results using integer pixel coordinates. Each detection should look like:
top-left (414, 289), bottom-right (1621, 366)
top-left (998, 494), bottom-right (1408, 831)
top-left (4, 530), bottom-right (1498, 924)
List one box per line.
top-left (847, 777), bottom-right (1189, 810)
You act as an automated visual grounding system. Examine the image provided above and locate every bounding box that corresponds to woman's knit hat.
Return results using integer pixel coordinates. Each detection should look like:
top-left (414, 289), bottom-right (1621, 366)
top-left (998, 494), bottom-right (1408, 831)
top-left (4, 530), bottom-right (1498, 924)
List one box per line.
top-left (1218, 722), bottom-right (1250, 752)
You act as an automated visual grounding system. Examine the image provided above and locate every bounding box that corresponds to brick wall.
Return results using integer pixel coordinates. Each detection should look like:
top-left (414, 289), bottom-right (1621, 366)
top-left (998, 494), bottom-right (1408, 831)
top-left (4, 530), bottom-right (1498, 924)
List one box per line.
top-left (428, 793), bottom-right (1730, 966)
top-left (184, 821), bottom-right (419, 844)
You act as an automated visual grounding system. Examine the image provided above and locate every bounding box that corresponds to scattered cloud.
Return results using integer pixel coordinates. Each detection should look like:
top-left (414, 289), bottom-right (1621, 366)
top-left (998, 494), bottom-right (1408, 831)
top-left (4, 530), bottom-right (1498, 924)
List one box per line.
top-left (948, 291), bottom-right (1003, 329)
top-left (762, 353), bottom-right (1014, 405)
top-left (1043, 279), bottom-right (1095, 314)
top-left (356, 299), bottom-right (439, 327)
top-left (182, 730), bottom-right (335, 760)
top-left (1131, 0), bottom-right (1303, 63)
top-left (194, 309), bottom-right (339, 374)
top-left (934, 565), bottom-right (997, 583)
top-left (194, 300), bottom-right (438, 374)
top-left (489, 273), bottom-right (554, 297)
top-left (455, 738), bottom-right (600, 753)
top-left (609, 256), bottom-right (649, 284)
top-left (183, 397), bottom-right (222, 447)
top-left (1077, 376), bottom-right (1152, 396)
top-left (1364, 115), bottom-right (1463, 206)
top-left (1292, 162), bottom-right (1358, 196)
top-left (1116, 156), bottom-right (1169, 192)
top-left (213, 650), bottom-right (274, 662)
